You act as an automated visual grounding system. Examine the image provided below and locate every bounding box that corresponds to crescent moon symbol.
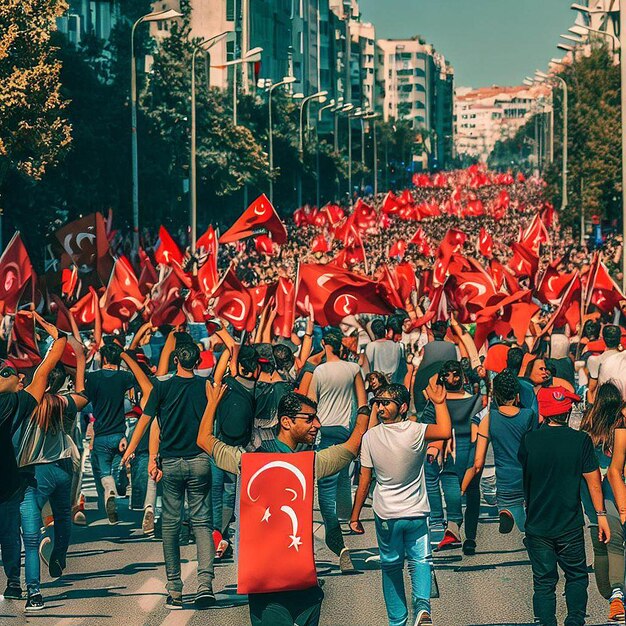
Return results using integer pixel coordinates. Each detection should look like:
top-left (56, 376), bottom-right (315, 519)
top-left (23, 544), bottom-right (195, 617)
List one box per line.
top-left (247, 460), bottom-right (307, 503)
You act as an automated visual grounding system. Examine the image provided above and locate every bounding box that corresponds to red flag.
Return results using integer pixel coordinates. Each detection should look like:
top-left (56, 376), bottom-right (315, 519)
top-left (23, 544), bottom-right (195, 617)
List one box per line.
top-left (155, 226), bottom-right (184, 266)
top-left (323, 203), bottom-right (345, 226)
top-left (101, 257), bottom-right (144, 322)
top-left (8, 311), bottom-right (41, 369)
top-left (255, 234), bottom-right (276, 255)
top-left (381, 192), bottom-right (399, 215)
top-left (70, 287), bottom-right (99, 328)
top-left (543, 273), bottom-right (582, 334)
top-left (389, 239), bottom-right (407, 259)
top-left (521, 214), bottom-right (550, 256)
top-left (61, 266), bottom-right (79, 299)
top-left (478, 228), bottom-right (493, 259)
top-left (296, 264), bottom-right (394, 326)
top-left (149, 269), bottom-right (186, 327)
top-left (508, 243), bottom-right (538, 279)
top-left (489, 259), bottom-right (520, 294)
top-left (434, 229), bottom-right (467, 285)
top-left (352, 199), bottom-right (377, 231)
top-left (55, 212), bottom-right (113, 280)
top-left (209, 267), bottom-right (253, 331)
top-left (247, 282), bottom-right (277, 331)
top-left (584, 254), bottom-right (624, 314)
top-left (447, 270), bottom-right (498, 323)
top-left (394, 263), bottom-right (417, 303)
top-left (536, 264), bottom-right (574, 305)
top-left (379, 265), bottom-right (404, 309)
top-left (138, 248), bottom-right (159, 296)
top-left (219, 194), bottom-right (287, 245)
top-left (274, 277), bottom-right (296, 338)
top-left (238, 451), bottom-right (316, 594)
top-left (196, 225), bottom-right (219, 259)
top-left (311, 234), bottom-right (330, 254)
top-left (0, 232), bottom-right (34, 313)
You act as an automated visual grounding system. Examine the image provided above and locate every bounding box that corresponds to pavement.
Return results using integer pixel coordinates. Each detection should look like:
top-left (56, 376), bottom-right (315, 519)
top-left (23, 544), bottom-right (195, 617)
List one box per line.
top-left (0, 454), bottom-right (617, 626)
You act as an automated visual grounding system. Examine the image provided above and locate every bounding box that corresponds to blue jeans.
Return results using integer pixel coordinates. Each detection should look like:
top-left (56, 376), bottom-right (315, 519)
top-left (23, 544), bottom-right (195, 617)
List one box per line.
top-left (92, 432), bottom-right (125, 479)
top-left (130, 452), bottom-right (149, 511)
top-left (424, 459), bottom-right (444, 529)
top-left (375, 515), bottom-right (432, 626)
top-left (20, 460), bottom-right (73, 595)
top-left (317, 426), bottom-right (352, 556)
top-left (0, 490), bottom-right (22, 588)
top-left (210, 457), bottom-right (236, 535)
top-left (439, 435), bottom-right (481, 540)
top-left (161, 454), bottom-right (214, 595)
top-left (497, 493), bottom-right (526, 532)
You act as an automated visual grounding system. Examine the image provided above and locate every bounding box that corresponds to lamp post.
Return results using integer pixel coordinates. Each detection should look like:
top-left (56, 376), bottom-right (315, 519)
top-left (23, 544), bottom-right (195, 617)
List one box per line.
top-left (190, 33), bottom-right (228, 258)
top-left (347, 108), bottom-right (363, 198)
top-left (362, 111), bottom-right (380, 194)
top-left (315, 99), bottom-right (336, 207)
top-left (268, 76), bottom-right (297, 203)
top-left (569, 23), bottom-right (618, 54)
top-left (130, 8), bottom-right (182, 252)
top-left (332, 99), bottom-right (347, 152)
top-left (298, 91), bottom-right (328, 155)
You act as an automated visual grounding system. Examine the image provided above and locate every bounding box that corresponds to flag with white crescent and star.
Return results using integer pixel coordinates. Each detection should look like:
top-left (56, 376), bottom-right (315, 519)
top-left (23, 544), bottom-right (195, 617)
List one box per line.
top-left (238, 451), bottom-right (317, 594)
top-left (219, 194), bottom-right (287, 245)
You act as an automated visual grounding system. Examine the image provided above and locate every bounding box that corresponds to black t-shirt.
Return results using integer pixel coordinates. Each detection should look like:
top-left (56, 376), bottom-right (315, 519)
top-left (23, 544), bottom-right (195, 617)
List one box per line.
top-left (0, 390), bottom-right (38, 502)
top-left (85, 369), bottom-right (134, 437)
top-left (254, 380), bottom-right (294, 423)
top-left (519, 425), bottom-right (598, 538)
top-left (214, 375), bottom-right (256, 447)
top-left (144, 374), bottom-right (207, 458)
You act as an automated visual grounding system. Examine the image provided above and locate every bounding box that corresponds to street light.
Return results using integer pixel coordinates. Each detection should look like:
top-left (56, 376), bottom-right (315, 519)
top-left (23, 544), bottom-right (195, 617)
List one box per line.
top-left (347, 108), bottom-right (364, 197)
top-left (569, 24), bottom-right (618, 53)
top-left (557, 43), bottom-right (575, 52)
top-left (190, 33), bottom-right (228, 258)
top-left (314, 99), bottom-right (336, 207)
top-left (130, 8), bottom-right (182, 252)
top-left (561, 34), bottom-right (584, 44)
top-left (298, 91), bottom-right (328, 155)
top-left (268, 76), bottom-right (297, 203)
top-left (361, 111), bottom-right (380, 194)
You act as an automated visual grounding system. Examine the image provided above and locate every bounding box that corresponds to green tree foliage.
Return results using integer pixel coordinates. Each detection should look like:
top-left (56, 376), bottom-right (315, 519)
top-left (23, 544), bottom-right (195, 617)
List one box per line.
top-left (0, 0), bottom-right (71, 186)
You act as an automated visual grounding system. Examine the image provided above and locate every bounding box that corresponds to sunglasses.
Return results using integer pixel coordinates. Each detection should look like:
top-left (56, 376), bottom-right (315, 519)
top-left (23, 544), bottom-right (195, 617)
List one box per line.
top-left (290, 413), bottom-right (319, 425)
top-left (372, 398), bottom-right (400, 407)
top-left (0, 367), bottom-right (18, 379)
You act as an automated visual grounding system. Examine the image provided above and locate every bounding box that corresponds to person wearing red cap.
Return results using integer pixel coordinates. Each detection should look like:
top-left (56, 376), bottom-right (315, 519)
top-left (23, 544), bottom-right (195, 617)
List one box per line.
top-left (519, 386), bottom-right (610, 626)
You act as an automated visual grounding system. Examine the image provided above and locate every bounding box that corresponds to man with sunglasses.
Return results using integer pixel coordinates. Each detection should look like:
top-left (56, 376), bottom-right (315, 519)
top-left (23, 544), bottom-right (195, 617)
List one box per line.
top-left (197, 388), bottom-right (370, 626)
top-left (0, 312), bottom-right (67, 602)
top-left (349, 381), bottom-right (451, 626)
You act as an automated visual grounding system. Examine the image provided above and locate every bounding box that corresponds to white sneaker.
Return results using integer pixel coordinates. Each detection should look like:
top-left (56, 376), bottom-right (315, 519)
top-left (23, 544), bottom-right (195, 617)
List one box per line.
top-left (38, 536), bottom-right (52, 568)
top-left (339, 548), bottom-right (356, 573)
top-left (414, 609), bottom-right (433, 626)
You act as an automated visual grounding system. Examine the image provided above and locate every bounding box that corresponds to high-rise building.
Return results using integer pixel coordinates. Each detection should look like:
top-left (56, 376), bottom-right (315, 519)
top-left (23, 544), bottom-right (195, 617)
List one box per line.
top-left (56, 0), bottom-right (120, 46)
top-left (376, 37), bottom-right (454, 169)
top-left (454, 85), bottom-right (549, 163)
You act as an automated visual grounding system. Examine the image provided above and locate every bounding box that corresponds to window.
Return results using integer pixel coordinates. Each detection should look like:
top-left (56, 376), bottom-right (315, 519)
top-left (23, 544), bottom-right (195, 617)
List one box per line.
top-left (226, 0), bottom-right (234, 21)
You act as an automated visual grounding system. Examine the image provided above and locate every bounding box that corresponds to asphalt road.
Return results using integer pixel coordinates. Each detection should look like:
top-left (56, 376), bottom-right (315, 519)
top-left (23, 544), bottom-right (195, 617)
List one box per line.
top-left (0, 461), bottom-right (615, 626)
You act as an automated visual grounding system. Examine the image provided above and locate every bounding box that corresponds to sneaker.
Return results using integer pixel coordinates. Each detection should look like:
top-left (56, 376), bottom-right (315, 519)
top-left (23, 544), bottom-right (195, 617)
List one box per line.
top-left (39, 536), bottom-right (52, 567)
top-left (414, 609), bottom-right (433, 626)
top-left (609, 597), bottom-right (626, 622)
top-left (435, 529), bottom-right (462, 551)
top-left (165, 595), bottom-right (183, 610)
top-left (105, 495), bottom-right (118, 525)
top-left (194, 588), bottom-right (216, 609)
top-left (49, 556), bottom-right (64, 579)
top-left (2, 585), bottom-right (22, 600)
top-left (462, 539), bottom-right (477, 556)
top-left (499, 510), bottom-right (515, 534)
top-left (142, 507), bottom-right (155, 536)
top-left (73, 510), bottom-right (87, 526)
top-left (339, 547), bottom-right (356, 573)
top-left (25, 593), bottom-right (45, 612)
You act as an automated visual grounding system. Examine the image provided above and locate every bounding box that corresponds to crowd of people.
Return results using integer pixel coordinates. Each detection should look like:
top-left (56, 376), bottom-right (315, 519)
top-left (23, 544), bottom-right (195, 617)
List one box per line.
top-left (2, 167), bottom-right (626, 626)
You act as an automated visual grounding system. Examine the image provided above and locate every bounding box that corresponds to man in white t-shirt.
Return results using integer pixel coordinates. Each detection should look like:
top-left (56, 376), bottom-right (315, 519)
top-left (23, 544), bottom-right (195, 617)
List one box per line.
top-left (308, 328), bottom-right (367, 573)
top-left (350, 382), bottom-right (451, 626)
top-left (587, 325), bottom-right (623, 403)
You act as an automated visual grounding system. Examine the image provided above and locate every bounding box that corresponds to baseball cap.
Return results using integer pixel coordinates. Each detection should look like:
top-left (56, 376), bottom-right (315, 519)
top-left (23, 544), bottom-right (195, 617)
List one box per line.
top-left (537, 386), bottom-right (581, 417)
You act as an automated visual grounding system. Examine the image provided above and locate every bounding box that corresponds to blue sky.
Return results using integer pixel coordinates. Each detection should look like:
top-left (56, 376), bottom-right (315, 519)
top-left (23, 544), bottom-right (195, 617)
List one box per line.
top-left (359, 0), bottom-right (575, 88)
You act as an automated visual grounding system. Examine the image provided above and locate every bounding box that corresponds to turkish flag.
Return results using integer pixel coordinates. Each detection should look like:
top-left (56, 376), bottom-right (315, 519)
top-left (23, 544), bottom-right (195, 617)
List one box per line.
top-left (238, 451), bottom-right (316, 594)
top-left (489, 259), bottom-right (519, 294)
top-left (8, 311), bottom-right (41, 369)
top-left (196, 225), bottom-right (218, 258)
top-left (101, 257), bottom-right (144, 322)
top-left (389, 239), bottom-right (407, 259)
top-left (381, 192), bottom-right (399, 215)
top-left (138, 248), bottom-right (159, 296)
top-left (379, 265), bottom-right (404, 309)
top-left (55, 212), bottom-right (113, 281)
top-left (248, 282), bottom-right (277, 332)
top-left (352, 199), bottom-right (377, 231)
top-left (521, 214), bottom-right (550, 256)
top-left (311, 234), bottom-right (330, 253)
top-left (154, 226), bottom-right (184, 266)
top-left (61, 266), bottom-right (79, 299)
top-left (478, 228), bottom-right (493, 259)
top-left (434, 229), bottom-right (467, 285)
top-left (149, 269), bottom-right (186, 327)
top-left (322, 203), bottom-right (345, 226)
top-left (274, 277), bottom-right (296, 338)
top-left (70, 287), bottom-right (99, 328)
top-left (508, 242), bottom-right (538, 279)
top-left (255, 234), bottom-right (275, 255)
top-left (209, 266), bottom-right (253, 331)
top-left (394, 263), bottom-right (417, 303)
top-left (296, 264), bottom-right (394, 326)
top-left (542, 273), bottom-right (582, 334)
top-left (585, 253), bottom-right (624, 314)
top-left (447, 270), bottom-right (498, 323)
top-left (0, 232), bottom-right (34, 313)
top-left (220, 194), bottom-right (287, 245)
top-left (536, 264), bottom-right (574, 305)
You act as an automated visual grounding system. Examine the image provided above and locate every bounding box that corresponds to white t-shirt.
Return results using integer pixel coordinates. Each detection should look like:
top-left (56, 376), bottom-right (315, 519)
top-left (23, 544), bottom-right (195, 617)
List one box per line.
top-left (588, 349), bottom-right (620, 380)
top-left (311, 360), bottom-right (361, 429)
top-left (360, 420), bottom-right (429, 520)
top-left (597, 351), bottom-right (626, 399)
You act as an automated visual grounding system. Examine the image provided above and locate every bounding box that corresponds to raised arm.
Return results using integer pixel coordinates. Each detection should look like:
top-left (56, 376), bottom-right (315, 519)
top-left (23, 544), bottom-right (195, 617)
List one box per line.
top-left (354, 371), bottom-right (367, 409)
top-left (196, 380), bottom-right (227, 456)
top-left (92, 288), bottom-right (103, 349)
top-left (294, 303), bottom-right (315, 372)
top-left (121, 351), bottom-right (153, 399)
top-left (156, 329), bottom-right (176, 376)
top-left (423, 380), bottom-right (452, 442)
top-left (129, 322), bottom-right (155, 350)
top-left (67, 336), bottom-right (89, 411)
top-left (25, 313), bottom-right (67, 403)
top-left (341, 408), bottom-right (370, 457)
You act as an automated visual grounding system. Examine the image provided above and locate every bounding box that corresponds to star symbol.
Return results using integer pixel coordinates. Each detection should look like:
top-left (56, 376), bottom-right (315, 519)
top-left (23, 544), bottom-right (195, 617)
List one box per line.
top-left (288, 535), bottom-right (302, 551)
top-left (261, 507), bottom-right (271, 523)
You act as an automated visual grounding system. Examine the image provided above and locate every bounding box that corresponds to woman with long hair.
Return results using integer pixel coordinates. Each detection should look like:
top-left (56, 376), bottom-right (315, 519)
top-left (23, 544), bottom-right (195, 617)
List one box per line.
top-left (580, 382), bottom-right (626, 623)
top-left (17, 333), bottom-right (89, 612)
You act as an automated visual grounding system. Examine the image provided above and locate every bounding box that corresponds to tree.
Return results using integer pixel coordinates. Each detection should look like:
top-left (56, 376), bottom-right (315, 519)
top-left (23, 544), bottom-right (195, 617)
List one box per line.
top-left (0, 0), bottom-right (71, 191)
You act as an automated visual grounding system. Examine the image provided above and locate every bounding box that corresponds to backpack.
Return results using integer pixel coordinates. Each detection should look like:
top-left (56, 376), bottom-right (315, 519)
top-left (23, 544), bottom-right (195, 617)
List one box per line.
top-left (214, 376), bottom-right (256, 447)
